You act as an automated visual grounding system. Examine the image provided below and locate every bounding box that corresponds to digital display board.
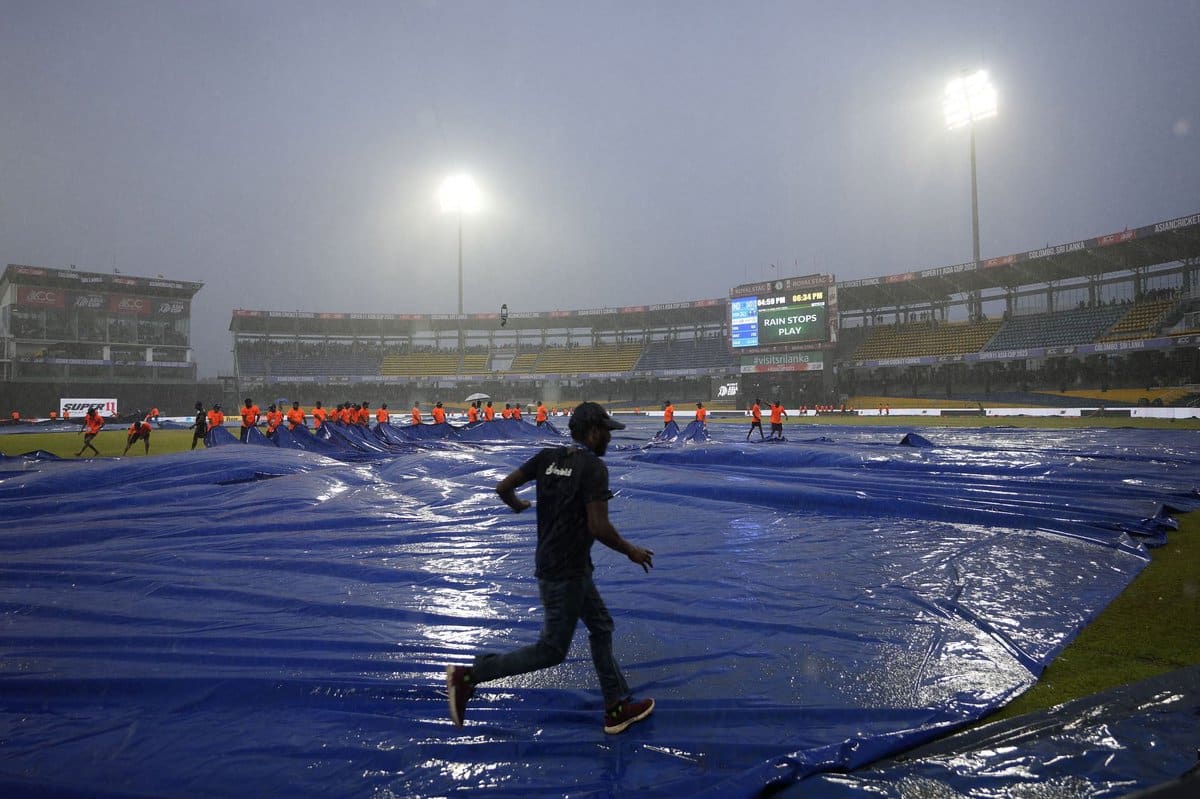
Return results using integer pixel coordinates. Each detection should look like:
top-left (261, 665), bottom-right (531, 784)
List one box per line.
top-left (730, 288), bottom-right (830, 349)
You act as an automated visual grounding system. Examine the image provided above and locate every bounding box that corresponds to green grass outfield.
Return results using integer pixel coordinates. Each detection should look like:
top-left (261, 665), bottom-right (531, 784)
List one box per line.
top-left (1, 422), bottom-right (1196, 721)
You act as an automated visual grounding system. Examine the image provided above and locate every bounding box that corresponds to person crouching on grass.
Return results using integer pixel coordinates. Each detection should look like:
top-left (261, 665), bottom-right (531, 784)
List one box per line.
top-left (446, 401), bottom-right (656, 735)
top-left (122, 415), bottom-right (153, 455)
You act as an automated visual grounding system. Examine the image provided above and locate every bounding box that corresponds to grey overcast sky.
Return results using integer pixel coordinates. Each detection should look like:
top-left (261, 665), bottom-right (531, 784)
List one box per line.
top-left (3, 0), bottom-right (1198, 377)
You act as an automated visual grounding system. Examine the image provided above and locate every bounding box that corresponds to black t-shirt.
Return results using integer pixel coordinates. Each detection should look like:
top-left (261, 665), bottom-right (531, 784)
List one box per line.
top-left (520, 445), bottom-right (610, 579)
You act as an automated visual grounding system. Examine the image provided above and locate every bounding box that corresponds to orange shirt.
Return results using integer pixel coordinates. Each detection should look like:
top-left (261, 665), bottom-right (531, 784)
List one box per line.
top-left (484, 405), bottom-right (495, 421)
top-left (287, 408), bottom-right (306, 430)
top-left (750, 403), bottom-right (761, 422)
top-left (241, 404), bottom-right (260, 428)
top-left (512, 406), bottom-right (522, 420)
top-left (770, 404), bottom-right (785, 424)
top-left (468, 405), bottom-right (479, 423)
top-left (535, 405), bottom-right (547, 423)
top-left (266, 409), bottom-right (283, 432)
top-left (411, 407), bottom-right (422, 424)
top-left (432, 406), bottom-right (446, 424)
top-left (357, 407), bottom-right (370, 426)
top-left (127, 419), bottom-right (150, 436)
top-left (376, 408), bottom-right (389, 425)
top-left (84, 414), bottom-right (105, 435)
top-left (501, 407), bottom-right (512, 419)
top-left (663, 404), bottom-right (674, 423)
top-left (208, 410), bottom-right (225, 428)
top-left (695, 407), bottom-right (707, 424)
top-left (312, 407), bottom-right (327, 428)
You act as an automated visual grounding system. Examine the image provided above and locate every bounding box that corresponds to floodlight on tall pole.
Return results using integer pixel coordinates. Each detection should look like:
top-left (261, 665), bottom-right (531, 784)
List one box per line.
top-left (438, 174), bottom-right (481, 316)
top-left (944, 70), bottom-right (997, 320)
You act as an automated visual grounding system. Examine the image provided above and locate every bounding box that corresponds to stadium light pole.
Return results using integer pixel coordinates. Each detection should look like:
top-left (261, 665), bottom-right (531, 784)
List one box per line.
top-left (439, 174), bottom-right (481, 350)
top-left (944, 70), bottom-right (997, 320)
top-left (438, 174), bottom-right (481, 315)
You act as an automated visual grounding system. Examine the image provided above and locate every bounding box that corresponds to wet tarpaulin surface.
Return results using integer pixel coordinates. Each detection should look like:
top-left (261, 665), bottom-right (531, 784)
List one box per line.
top-left (790, 664), bottom-right (1200, 798)
top-left (0, 421), bottom-right (1197, 798)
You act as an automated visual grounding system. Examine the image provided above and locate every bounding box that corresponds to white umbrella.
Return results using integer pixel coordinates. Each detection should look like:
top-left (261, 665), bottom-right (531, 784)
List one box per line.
top-left (464, 393), bottom-right (490, 402)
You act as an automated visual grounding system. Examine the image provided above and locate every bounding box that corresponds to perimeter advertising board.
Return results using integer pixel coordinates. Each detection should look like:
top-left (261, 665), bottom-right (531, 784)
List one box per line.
top-left (739, 351), bottom-right (824, 373)
top-left (60, 398), bottom-right (119, 417)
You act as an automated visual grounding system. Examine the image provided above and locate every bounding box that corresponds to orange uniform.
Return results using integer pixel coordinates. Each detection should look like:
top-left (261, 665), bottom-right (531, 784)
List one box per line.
top-left (770, 404), bottom-right (786, 424)
top-left (357, 407), bottom-right (370, 426)
top-left (376, 408), bottom-right (389, 425)
top-left (84, 413), bottom-right (105, 435)
top-left (695, 405), bottom-right (707, 424)
top-left (535, 404), bottom-right (547, 424)
top-left (411, 405), bottom-right (422, 424)
top-left (663, 403), bottom-right (674, 424)
top-left (241, 404), bottom-right (261, 429)
top-left (287, 407), bottom-right (306, 430)
top-left (468, 405), bottom-right (479, 423)
top-left (312, 406), bottom-right (327, 428)
top-left (207, 409), bottom-right (225, 429)
top-left (266, 408), bottom-right (283, 433)
top-left (512, 406), bottom-right (522, 420)
top-left (751, 403), bottom-right (762, 422)
top-left (432, 405), bottom-right (446, 424)
top-left (484, 404), bottom-right (495, 421)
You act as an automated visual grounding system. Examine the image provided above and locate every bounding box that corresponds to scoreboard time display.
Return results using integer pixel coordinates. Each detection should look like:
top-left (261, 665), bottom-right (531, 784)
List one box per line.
top-left (730, 288), bottom-right (829, 349)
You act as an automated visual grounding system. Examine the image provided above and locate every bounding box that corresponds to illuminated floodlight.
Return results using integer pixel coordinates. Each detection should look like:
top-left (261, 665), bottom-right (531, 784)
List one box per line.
top-left (438, 174), bottom-right (481, 214)
top-left (944, 70), bottom-right (998, 130)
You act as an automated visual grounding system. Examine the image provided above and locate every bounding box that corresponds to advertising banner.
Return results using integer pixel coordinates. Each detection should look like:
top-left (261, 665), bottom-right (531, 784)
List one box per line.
top-left (16, 287), bottom-right (65, 308)
top-left (60, 398), bottom-right (119, 417)
top-left (739, 351), bottom-right (824, 373)
top-left (108, 295), bottom-right (151, 316)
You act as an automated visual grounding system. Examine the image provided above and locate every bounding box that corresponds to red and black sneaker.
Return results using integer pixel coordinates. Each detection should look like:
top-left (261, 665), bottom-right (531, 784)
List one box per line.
top-left (446, 665), bottom-right (475, 727)
top-left (603, 696), bottom-right (654, 734)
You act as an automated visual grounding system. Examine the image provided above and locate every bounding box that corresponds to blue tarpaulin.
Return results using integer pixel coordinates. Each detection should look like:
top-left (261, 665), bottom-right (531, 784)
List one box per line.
top-left (0, 420), bottom-right (1197, 797)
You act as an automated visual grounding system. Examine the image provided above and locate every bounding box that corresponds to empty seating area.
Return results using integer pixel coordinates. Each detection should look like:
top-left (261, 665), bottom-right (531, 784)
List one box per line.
top-left (635, 337), bottom-right (737, 371)
top-left (506, 352), bottom-right (539, 373)
top-left (532, 343), bottom-right (643, 374)
top-left (380, 351), bottom-right (462, 377)
top-left (851, 320), bottom-right (1002, 361)
top-left (1100, 300), bottom-right (1175, 341)
top-left (983, 305), bottom-right (1126, 351)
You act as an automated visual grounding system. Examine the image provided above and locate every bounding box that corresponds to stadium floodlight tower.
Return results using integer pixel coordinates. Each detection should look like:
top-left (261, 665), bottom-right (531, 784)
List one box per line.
top-left (438, 173), bottom-right (481, 351)
top-left (944, 69), bottom-right (997, 321)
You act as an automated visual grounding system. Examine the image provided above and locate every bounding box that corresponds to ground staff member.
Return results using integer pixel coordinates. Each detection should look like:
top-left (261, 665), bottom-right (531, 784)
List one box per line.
top-left (190, 402), bottom-right (207, 449)
top-left (769, 400), bottom-right (788, 440)
top-left (76, 407), bottom-right (105, 457)
top-left (447, 402), bottom-right (656, 735)
top-left (747, 398), bottom-right (764, 440)
top-left (287, 401), bottom-right (307, 431)
top-left (240, 397), bottom-right (260, 442)
top-left (122, 416), bottom-right (152, 455)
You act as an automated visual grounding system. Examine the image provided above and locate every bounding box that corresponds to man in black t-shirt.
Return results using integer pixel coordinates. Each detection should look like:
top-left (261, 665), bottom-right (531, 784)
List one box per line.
top-left (447, 402), bottom-right (656, 735)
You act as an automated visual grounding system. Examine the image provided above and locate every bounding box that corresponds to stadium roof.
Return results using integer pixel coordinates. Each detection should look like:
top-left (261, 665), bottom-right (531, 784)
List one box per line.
top-left (836, 212), bottom-right (1200, 311)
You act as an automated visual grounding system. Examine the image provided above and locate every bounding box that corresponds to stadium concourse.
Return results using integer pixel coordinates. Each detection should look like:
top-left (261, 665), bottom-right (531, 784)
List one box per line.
top-left (1, 414), bottom-right (1198, 797)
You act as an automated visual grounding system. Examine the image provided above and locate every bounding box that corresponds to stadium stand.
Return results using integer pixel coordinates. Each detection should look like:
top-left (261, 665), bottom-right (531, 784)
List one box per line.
top-left (506, 352), bottom-right (539, 373)
top-left (380, 351), bottom-right (461, 377)
top-left (1100, 299), bottom-right (1176, 342)
top-left (982, 305), bottom-right (1127, 351)
top-left (532, 343), bottom-right (643, 374)
top-left (634, 337), bottom-right (737, 371)
top-left (851, 320), bottom-right (1003, 361)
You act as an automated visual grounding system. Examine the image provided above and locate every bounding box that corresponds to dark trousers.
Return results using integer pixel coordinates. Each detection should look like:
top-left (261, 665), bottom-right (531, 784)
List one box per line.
top-left (472, 574), bottom-right (630, 707)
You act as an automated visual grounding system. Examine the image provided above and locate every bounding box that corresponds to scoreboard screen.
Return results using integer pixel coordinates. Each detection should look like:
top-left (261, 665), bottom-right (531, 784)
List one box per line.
top-left (730, 288), bottom-right (830, 349)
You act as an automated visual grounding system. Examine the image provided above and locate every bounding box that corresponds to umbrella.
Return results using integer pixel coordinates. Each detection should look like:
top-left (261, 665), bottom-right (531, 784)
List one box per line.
top-left (464, 393), bottom-right (490, 402)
